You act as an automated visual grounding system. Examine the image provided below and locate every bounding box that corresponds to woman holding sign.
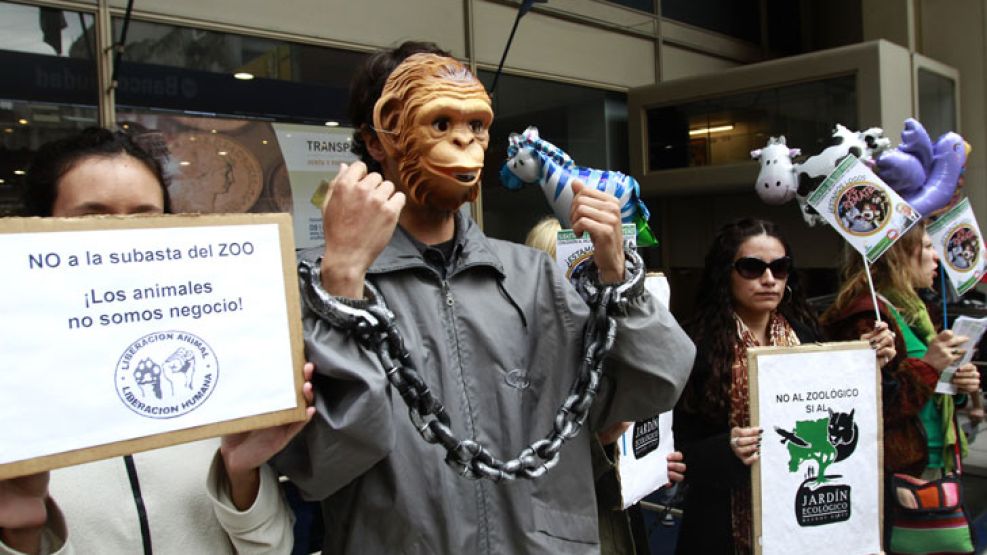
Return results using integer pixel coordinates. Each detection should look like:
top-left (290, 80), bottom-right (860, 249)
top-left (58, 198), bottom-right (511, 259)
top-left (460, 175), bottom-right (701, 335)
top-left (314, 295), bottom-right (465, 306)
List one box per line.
top-left (673, 219), bottom-right (895, 555)
top-left (0, 128), bottom-right (310, 555)
top-left (823, 222), bottom-right (980, 546)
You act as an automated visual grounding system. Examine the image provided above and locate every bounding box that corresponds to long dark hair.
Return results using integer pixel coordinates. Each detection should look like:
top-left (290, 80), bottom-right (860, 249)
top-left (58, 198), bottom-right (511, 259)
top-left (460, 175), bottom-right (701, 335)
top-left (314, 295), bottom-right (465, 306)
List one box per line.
top-left (678, 218), bottom-right (818, 421)
top-left (24, 127), bottom-right (170, 216)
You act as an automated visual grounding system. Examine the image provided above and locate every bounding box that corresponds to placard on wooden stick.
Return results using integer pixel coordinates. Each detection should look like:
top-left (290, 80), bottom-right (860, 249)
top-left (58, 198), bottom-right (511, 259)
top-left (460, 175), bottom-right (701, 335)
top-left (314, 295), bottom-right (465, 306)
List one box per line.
top-left (749, 342), bottom-right (883, 555)
top-left (0, 213), bottom-right (305, 479)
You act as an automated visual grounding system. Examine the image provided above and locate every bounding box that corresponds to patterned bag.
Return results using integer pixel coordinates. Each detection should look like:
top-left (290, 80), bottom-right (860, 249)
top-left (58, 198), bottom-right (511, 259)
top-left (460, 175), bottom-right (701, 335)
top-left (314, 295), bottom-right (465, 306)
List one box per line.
top-left (889, 472), bottom-right (974, 554)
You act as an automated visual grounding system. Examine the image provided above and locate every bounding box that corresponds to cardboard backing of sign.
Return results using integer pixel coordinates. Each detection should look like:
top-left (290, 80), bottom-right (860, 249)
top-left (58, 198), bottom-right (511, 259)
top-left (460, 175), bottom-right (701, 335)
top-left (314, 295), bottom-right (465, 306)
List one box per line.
top-left (0, 213), bottom-right (305, 480)
top-left (749, 341), bottom-right (883, 555)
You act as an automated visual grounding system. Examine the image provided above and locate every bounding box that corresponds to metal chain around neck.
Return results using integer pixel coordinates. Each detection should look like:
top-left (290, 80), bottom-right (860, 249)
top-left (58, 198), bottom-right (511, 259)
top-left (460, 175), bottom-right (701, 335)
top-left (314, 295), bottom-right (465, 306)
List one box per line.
top-left (300, 249), bottom-right (646, 481)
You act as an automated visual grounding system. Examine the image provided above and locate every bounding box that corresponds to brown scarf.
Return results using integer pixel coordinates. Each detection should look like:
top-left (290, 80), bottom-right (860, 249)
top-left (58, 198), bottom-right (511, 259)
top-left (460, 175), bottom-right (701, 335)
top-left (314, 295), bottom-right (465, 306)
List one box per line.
top-left (729, 312), bottom-right (800, 554)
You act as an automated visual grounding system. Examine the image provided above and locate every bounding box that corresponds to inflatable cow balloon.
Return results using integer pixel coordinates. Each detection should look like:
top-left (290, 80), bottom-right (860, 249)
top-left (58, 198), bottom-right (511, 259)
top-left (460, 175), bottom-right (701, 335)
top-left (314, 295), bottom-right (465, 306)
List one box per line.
top-left (751, 136), bottom-right (800, 205)
top-left (751, 125), bottom-right (892, 226)
top-left (797, 124), bottom-right (890, 181)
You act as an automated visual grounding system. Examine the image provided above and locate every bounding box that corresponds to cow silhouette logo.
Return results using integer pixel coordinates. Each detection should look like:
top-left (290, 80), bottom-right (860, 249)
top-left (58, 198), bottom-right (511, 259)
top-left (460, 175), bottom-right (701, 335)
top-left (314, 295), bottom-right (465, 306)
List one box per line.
top-left (775, 409), bottom-right (858, 526)
top-left (115, 331), bottom-right (219, 419)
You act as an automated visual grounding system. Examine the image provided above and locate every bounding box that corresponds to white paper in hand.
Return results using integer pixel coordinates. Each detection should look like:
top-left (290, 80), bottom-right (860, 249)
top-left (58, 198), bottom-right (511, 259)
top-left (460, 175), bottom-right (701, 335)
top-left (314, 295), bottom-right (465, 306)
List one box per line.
top-left (615, 412), bottom-right (674, 508)
top-left (613, 274), bottom-right (674, 508)
top-left (935, 315), bottom-right (987, 394)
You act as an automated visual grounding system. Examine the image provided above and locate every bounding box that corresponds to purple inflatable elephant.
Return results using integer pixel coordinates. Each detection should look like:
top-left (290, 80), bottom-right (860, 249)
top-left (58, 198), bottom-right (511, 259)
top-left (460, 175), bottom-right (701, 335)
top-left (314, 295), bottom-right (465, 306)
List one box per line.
top-left (875, 118), bottom-right (967, 215)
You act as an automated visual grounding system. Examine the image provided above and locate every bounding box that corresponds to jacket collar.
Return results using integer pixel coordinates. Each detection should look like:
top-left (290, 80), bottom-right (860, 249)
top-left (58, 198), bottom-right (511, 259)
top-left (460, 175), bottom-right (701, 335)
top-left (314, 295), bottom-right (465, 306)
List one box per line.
top-left (368, 209), bottom-right (505, 278)
top-left (829, 291), bottom-right (894, 322)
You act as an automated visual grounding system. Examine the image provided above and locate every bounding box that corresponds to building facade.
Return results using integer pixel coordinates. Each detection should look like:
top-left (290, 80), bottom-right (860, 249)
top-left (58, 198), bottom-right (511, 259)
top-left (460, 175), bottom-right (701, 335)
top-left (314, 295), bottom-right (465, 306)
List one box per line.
top-left (2, 0), bottom-right (984, 315)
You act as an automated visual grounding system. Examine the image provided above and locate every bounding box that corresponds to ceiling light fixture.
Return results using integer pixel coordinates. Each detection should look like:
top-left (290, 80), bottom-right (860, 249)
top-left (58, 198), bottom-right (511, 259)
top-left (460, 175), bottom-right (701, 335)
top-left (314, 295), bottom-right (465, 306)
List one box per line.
top-left (234, 72), bottom-right (255, 80)
top-left (324, 121), bottom-right (339, 127)
top-left (689, 124), bottom-right (734, 136)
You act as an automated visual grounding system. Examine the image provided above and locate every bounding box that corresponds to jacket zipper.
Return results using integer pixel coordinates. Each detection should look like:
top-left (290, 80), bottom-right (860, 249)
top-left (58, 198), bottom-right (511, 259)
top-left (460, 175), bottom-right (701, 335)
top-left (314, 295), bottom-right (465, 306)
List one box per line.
top-left (442, 280), bottom-right (454, 308)
top-left (441, 278), bottom-right (491, 554)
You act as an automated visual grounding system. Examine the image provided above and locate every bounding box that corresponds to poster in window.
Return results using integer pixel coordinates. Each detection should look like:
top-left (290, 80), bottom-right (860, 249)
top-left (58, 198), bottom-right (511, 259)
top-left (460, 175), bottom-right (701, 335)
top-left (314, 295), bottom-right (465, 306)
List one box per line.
top-left (115, 112), bottom-right (357, 248)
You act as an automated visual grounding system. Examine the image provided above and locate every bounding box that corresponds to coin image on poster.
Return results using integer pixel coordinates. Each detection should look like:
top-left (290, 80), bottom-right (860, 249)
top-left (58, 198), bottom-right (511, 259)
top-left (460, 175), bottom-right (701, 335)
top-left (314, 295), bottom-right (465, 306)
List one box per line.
top-left (310, 179), bottom-right (330, 209)
top-left (167, 133), bottom-right (263, 213)
top-left (269, 163), bottom-right (294, 213)
top-left (834, 183), bottom-right (891, 236)
top-left (174, 116), bottom-right (250, 134)
top-left (945, 224), bottom-right (981, 272)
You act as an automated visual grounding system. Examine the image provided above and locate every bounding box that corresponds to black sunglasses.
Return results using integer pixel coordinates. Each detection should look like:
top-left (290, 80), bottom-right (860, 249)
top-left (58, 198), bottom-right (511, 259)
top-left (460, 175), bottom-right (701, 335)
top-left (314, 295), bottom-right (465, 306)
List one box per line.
top-left (733, 256), bottom-right (793, 280)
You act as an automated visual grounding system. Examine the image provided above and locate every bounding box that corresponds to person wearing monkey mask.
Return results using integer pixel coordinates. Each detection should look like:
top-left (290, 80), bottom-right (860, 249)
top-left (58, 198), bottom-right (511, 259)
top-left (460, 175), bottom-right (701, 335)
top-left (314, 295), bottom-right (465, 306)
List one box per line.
top-left (273, 41), bottom-right (695, 555)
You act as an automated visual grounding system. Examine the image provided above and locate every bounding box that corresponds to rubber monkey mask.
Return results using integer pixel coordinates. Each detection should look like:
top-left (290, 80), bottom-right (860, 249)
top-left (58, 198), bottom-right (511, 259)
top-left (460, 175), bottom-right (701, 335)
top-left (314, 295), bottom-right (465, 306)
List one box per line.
top-left (372, 53), bottom-right (493, 212)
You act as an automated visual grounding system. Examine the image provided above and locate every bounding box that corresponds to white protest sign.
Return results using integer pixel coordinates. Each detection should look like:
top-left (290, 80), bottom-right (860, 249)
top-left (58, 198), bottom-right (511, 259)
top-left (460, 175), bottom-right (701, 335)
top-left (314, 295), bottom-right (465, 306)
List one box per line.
top-left (644, 273), bottom-right (670, 308)
top-left (615, 272), bottom-right (674, 508)
top-left (615, 412), bottom-right (674, 508)
top-left (807, 155), bottom-right (920, 262)
top-left (0, 214), bottom-right (305, 479)
top-left (928, 198), bottom-right (987, 295)
top-left (750, 342), bottom-right (882, 555)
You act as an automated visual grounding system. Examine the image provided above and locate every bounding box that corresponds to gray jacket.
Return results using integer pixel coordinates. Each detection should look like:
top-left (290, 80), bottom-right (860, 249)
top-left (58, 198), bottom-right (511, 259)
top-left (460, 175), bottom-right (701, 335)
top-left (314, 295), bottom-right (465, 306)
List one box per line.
top-left (274, 213), bottom-right (695, 555)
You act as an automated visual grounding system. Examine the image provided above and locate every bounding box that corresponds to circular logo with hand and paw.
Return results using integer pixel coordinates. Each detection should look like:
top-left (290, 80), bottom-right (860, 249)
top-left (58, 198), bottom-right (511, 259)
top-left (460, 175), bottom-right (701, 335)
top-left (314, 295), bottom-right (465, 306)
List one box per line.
top-left (115, 331), bottom-right (219, 419)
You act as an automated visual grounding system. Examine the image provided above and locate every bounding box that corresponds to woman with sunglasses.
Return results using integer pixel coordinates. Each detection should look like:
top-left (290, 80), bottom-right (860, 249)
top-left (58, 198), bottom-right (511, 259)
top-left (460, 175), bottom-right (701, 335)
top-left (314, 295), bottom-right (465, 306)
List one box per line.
top-left (821, 222), bottom-right (979, 545)
top-left (672, 218), bottom-right (894, 555)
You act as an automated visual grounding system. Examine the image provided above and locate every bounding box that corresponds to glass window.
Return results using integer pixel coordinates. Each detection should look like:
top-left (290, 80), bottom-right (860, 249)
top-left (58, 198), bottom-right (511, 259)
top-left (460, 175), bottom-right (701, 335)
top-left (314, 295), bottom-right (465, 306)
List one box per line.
top-left (0, 2), bottom-right (96, 59)
top-left (477, 71), bottom-right (629, 245)
top-left (0, 1), bottom-right (99, 216)
top-left (113, 19), bottom-right (366, 125)
top-left (917, 68), bottom-right (957, 141)
top-left (605, 0), bottom-right (655, 13)
top-left (646, 74), bottom-right (857, 171)
top-left (661, 0), bottom-right (760, 44)
top-left (112, 112), bottom-right (362, 250)
top-left (108, 19), bottom-right (368, 225)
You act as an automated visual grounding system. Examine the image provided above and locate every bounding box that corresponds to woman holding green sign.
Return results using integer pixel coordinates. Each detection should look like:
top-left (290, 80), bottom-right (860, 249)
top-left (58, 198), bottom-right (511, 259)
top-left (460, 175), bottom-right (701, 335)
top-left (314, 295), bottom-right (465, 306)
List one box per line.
top-left (674, 218), bottom-right (896, 554)
top-left (823, 221), bottom-right (980, 551)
